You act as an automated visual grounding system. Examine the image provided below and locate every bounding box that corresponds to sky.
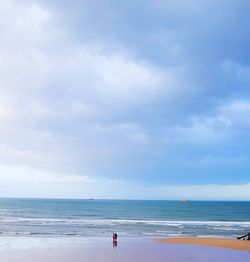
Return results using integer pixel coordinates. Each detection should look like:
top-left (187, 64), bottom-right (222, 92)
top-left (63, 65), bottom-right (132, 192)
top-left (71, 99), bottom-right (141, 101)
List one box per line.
top-left (0, 0), bottom-right (250, 200)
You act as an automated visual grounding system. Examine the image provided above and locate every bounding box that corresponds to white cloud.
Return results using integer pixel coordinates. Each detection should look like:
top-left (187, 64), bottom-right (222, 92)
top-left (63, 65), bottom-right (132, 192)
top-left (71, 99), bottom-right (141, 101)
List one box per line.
top-left (71, 101), bottom-right (96, 117)
top-left (0, 0), bottom-right (249, 199)
top-left (0, 0), bottom-right (191, 176)
top-left (218, 100), bottom-right (250, 128)
top-left (0, 165), bottom-right (93, 184)
top-left (164, 99), bottom-right (250, 144)
top-left (59, 47), bottom-right (181, 107)
top-left (0, 164), bottom-right (97, 198)
top-left (0, 1), bottom-right (56, 53)
top-left (92, 122), bottom-right (148, 147)
top-left (164, 117), bottom-right (224, 143)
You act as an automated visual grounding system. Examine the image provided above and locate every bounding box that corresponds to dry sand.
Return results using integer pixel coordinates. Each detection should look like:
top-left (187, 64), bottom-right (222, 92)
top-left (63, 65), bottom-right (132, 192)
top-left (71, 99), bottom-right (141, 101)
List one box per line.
top-left (159, 237), bottom-right (250, 251)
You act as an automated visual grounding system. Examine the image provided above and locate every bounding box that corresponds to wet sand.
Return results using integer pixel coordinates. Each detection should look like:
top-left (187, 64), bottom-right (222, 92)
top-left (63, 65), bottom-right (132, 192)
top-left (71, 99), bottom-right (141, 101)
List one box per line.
top-left (159, 237), bottom-right (250, 251)
top-left (0, 237), bottom-right (249, 262)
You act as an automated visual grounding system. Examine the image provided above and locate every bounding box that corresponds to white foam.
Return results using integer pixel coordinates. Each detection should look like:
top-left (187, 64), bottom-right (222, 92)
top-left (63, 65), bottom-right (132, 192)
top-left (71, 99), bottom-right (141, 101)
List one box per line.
top-left (1, 217), bottom-right (250, 227)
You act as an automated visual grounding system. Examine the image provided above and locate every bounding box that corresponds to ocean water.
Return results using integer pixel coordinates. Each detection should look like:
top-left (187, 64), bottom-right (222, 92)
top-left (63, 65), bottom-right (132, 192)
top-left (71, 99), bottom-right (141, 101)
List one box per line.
top-left (0, 198), bottom-right (249, 238)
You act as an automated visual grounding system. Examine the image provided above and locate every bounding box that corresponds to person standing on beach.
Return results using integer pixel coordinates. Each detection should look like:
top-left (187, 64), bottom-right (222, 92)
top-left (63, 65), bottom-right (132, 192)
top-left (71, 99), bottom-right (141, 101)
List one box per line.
top-left (113, 233), bottom-right (118, 247)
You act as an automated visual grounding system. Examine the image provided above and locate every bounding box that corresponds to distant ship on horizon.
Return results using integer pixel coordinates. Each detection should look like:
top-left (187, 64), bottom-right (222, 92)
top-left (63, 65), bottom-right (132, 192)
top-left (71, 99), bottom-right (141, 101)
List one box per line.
top-left (180, 198), bottom-right (189, 202)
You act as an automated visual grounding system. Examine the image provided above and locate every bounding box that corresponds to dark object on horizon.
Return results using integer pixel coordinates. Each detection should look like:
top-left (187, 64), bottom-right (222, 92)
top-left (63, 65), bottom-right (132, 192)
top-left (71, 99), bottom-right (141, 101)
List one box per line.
top-left (237, 232), bottom-right (250, 240)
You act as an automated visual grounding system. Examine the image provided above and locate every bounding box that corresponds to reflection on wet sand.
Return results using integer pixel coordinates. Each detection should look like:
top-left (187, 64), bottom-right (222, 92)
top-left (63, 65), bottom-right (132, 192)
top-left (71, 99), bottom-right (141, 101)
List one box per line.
top-left (0, 238), bottom-right (249, 262)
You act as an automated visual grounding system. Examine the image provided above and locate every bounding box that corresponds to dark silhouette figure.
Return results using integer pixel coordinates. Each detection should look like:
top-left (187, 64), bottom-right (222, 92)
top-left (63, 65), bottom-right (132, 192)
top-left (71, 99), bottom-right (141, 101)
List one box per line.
top-left (113, 240), bottom-right (118, 248)
top-left (113, 233), bottom-right (118, 248)
top-left (237, 232), bottom-right (250, 240)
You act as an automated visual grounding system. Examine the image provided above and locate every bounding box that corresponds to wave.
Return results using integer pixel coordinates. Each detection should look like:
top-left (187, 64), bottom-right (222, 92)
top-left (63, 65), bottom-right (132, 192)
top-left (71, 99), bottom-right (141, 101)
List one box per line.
top-left (1, 217), bottom-right (250, 227)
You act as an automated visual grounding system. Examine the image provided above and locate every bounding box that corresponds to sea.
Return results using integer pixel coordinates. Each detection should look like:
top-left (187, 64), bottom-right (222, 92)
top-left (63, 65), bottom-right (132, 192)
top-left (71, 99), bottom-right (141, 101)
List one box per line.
top-left (0, 198), bottom-right (250, 239)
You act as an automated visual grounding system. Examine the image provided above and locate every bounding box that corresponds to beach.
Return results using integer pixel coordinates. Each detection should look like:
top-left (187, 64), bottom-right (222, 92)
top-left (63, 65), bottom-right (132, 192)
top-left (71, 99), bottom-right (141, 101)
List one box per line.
top-left (0, 237), bottom-right (249, 262)
top-left (0, 199), bottom-right (250, 261)
top-left (159, 237), bottom-right (250, 251)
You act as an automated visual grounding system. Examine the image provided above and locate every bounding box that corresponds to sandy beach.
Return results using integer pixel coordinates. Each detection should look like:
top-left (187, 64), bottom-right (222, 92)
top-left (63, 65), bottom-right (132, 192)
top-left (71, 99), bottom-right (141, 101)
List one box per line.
top-left (159, 237), bottom-right (250, 251)
top-left (0, 237), bottom-right (249, 262)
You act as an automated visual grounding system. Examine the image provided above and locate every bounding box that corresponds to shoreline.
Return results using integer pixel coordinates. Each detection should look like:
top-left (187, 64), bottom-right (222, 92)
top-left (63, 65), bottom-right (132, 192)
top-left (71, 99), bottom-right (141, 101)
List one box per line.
top-left (159, 237), bottom-right (250, 251)
top-left (0, 235), bottom-right (249, 250)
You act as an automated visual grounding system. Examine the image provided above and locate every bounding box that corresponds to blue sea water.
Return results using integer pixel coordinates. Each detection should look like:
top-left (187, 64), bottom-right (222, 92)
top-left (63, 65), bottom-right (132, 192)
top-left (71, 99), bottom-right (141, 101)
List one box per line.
top-left (0, 198), bottom-right (249, 238)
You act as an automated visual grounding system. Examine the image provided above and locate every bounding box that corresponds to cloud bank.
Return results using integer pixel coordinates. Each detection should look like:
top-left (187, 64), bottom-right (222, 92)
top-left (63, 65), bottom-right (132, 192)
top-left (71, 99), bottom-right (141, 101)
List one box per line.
top-left (0, 0), bottom-right (250, 199)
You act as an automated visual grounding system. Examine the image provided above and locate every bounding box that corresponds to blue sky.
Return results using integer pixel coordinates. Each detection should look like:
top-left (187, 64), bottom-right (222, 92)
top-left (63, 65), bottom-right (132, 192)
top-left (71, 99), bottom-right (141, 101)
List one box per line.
top-left (0, 0), bottom-right (250, 199)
